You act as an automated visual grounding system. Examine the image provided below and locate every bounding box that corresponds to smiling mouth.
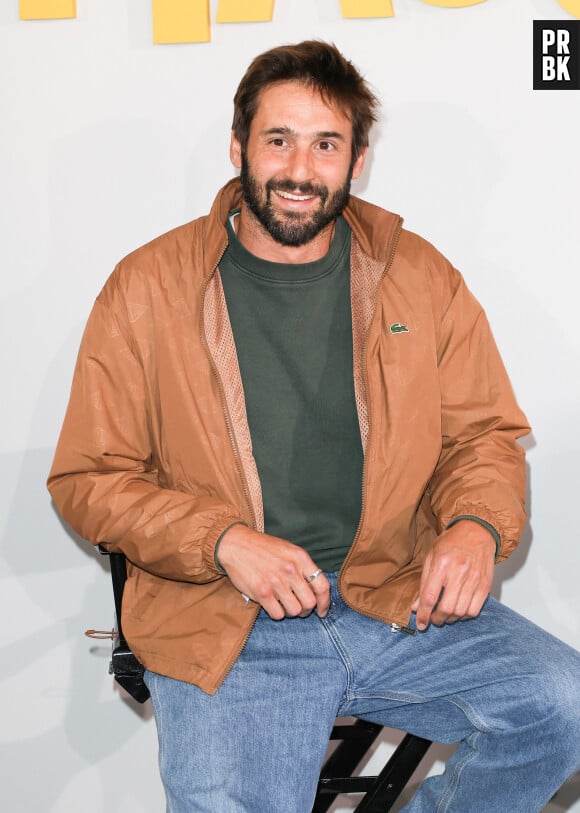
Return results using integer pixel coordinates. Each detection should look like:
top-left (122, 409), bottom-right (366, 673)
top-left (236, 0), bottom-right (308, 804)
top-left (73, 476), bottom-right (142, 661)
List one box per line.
top-left (274, 189), bottom-right (317, 202)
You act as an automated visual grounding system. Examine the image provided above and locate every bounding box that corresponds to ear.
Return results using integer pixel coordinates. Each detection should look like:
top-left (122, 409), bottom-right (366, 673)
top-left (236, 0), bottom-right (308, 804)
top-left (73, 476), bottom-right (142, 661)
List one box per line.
top-left (230, 131), bottom-right (242, 170)
top-left (351, 146), bottom-right (368, 181)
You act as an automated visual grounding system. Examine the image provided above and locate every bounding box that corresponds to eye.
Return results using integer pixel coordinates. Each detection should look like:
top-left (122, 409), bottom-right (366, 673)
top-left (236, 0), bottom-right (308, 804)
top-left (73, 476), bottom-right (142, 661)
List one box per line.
top-left (269, 137), bottom-right (287, 147)
top-left (317, 141), bottom-right (336, 152)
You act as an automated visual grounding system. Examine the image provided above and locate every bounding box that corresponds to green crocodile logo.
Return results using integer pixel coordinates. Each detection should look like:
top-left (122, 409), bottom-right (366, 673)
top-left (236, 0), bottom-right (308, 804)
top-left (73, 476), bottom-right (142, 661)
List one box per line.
top-left (389, 322), bottom-right (409, 334)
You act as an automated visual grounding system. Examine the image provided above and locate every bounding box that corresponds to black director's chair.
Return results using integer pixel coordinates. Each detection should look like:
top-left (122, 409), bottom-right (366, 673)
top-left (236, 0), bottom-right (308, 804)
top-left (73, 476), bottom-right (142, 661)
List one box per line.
top-left (90, 550), bottom-right (431, 812)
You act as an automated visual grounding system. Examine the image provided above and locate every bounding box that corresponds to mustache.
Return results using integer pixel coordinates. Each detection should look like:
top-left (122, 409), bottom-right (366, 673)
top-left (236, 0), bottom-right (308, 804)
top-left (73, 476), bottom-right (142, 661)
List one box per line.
top-left (266, 178), bottom-right (328, 199)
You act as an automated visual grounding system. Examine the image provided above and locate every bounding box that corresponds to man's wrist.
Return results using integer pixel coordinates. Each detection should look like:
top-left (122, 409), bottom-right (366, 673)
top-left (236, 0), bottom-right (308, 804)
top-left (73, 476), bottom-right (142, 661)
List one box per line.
top-left (446, 515), bottom-right (500, 560)
top-left (214, 521), bottom-right (247, 574)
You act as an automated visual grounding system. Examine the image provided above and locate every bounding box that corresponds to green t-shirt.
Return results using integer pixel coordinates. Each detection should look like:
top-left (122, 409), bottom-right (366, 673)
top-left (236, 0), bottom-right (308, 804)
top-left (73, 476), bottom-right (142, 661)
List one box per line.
top-left (219, 215), bottom-right (363, 572)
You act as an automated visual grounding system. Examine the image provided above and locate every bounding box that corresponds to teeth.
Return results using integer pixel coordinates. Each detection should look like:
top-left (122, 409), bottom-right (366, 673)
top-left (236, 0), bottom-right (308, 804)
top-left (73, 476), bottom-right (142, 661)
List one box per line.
top-left (276, 190), bottom-right (315, 201)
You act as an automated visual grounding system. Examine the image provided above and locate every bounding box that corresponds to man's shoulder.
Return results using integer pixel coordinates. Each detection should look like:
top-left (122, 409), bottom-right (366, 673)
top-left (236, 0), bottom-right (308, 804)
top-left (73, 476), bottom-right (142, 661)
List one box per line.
top-left (109, 179), bottom-right (242, 289)
top-left (95, 219), bottom-right (201, 307)
top-left (345, 194), bottom-right (402, 261)
top-left (118, 217), bottom-right (204, 273)
top-left (346, 194), bottom-right (455, 272)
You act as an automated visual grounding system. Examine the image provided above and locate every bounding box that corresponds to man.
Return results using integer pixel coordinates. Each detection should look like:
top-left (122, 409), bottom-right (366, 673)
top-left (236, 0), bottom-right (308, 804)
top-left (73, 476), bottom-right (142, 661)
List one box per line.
top-left (49, 41), bottom-right (580, 812)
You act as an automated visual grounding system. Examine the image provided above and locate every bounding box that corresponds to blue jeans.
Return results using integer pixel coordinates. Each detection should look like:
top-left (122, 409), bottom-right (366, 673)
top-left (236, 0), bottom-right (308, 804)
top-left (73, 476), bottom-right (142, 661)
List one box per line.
top-left (145, 573), bottom-right (580, 812)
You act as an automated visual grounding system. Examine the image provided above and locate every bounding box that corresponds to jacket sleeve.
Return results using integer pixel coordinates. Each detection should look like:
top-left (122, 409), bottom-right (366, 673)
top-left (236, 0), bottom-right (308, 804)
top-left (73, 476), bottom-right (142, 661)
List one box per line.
top-left (427, 265), bottom-right (530, 562)
top-left (47, 282), bottom-right (245, 583)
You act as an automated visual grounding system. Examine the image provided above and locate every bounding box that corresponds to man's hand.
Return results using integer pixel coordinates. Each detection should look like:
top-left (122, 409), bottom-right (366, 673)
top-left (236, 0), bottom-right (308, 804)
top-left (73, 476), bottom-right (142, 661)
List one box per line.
top-left (411, 520), bottom-right (496, 631)
top-left (216, 524), bottom-right (330, 620)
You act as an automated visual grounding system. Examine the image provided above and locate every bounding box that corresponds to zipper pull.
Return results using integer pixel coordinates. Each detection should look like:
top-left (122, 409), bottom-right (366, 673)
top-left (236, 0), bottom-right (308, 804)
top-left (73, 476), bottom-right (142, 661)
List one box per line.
top-left (390, 622), bottom-right (416, 636)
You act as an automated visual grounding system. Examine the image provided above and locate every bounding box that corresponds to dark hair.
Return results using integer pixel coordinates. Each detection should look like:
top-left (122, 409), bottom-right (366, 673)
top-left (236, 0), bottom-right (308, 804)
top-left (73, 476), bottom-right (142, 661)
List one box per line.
top-left (232, 41), bottom-right (379, 160)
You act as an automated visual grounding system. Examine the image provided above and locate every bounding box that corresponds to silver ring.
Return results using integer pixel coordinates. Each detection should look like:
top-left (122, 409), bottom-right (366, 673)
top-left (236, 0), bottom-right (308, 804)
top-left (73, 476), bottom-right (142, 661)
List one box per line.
top-left (241, 593), bottom-right (250, 606)
top-left (307, 569), bottom-right (322, 582)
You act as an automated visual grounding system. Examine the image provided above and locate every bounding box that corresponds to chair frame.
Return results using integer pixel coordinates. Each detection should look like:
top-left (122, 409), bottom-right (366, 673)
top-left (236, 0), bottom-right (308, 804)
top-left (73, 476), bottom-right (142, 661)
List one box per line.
top-left (314, 719), bottom-right (431, 812)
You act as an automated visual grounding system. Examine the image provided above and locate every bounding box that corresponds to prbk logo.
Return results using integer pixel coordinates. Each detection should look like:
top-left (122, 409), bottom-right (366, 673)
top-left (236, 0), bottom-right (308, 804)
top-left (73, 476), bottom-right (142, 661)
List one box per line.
top-left (534, 21), bottom-right (580, 89)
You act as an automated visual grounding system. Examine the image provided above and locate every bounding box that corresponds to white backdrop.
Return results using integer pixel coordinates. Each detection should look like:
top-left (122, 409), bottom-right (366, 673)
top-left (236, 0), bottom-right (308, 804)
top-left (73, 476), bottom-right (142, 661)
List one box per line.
top-left (1, 1), bottom-right (579, 811)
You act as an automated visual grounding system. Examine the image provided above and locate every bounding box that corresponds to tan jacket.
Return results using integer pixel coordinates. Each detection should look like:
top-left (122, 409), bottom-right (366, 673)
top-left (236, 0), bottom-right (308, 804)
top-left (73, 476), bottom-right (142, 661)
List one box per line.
top-left (48, 179), bottom-right (530, 694)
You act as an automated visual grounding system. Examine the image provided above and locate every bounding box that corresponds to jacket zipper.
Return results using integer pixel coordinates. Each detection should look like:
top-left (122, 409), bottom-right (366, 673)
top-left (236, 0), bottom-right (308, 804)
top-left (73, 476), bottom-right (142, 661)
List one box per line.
top-left (199, 241), bottom-right (260, 689)
top-left (390, 622), bottom-right (416, 636)
top-left (337, 219), bottom-right (411, 630)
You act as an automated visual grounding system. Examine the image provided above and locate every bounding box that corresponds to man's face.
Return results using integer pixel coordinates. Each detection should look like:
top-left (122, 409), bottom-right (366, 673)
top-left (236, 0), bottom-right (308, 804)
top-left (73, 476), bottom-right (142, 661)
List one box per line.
top-left (230, 81), bottom-right (366, 248)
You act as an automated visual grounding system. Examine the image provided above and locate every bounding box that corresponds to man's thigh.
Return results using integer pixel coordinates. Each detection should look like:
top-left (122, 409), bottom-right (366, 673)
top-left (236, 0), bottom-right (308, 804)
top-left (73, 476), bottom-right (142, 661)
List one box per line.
top-left (317, 591), bottom-right (580, 812)
top-left (145, 608), bottom-right (347, 813)
top-left (329, 594), bottom-right (580, 745)
top-left (145, 582), bottom-right (580, 811)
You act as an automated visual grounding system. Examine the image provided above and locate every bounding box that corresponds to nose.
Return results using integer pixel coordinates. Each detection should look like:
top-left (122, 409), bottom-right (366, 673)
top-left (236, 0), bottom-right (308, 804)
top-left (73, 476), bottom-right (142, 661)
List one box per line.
top-left (286, 145), bottom-right (314, 185)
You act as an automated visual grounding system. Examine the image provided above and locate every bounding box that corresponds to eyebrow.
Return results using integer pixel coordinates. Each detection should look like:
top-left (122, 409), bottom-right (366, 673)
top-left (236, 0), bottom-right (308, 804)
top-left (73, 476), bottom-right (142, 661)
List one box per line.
top-left (261, 127), bottom-right (346, 141)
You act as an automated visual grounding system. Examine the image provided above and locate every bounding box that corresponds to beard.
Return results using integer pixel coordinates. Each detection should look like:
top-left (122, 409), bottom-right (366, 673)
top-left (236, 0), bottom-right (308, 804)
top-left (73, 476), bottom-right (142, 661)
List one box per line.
top-left (239, 153), bottom-right (353, 247)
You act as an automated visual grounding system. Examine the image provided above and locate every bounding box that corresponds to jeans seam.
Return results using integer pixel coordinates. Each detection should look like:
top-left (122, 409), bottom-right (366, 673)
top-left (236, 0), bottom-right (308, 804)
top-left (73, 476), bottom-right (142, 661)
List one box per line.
top-left (436, 731), bottom-right (479, 813)
top-left (319, 615), bottom-right (355, 702)
top-left (449, 696), bottom-right (494, 734)
top-left (349, 689), bottom-right (426, 704)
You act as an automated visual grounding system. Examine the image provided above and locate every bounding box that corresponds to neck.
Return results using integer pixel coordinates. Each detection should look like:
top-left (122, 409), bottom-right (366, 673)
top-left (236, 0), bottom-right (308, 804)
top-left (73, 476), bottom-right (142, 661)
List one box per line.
top-left (235, 205), bottom-right (335, 264)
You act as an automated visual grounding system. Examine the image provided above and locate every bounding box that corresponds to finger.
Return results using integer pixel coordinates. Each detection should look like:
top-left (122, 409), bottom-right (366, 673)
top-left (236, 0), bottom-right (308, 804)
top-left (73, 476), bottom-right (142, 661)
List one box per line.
top-left (274, 590), bottom-right (305, 618)
top-left (255, 566), bottom-right (320, 619)
top-left (463, 585), bottom-right (491, 620)
top-left (288, 579), bottom-right (319, 617)
top-left (430, 608), bottom-right (461, 626)
top-left (259, 595), bottom-right (286, 621)
top-left (429, 579), bottom-right (465, 626)
top-left (415, 588), bottom-right (443, 629)
top-left (432, 568), bottom-right (491, 624)
top-left (415, 557), bottom-right (444, 631)
top-left (252, 578), bottom-right (293, 620)
top-left (308, 571), bottom-right (330, 617)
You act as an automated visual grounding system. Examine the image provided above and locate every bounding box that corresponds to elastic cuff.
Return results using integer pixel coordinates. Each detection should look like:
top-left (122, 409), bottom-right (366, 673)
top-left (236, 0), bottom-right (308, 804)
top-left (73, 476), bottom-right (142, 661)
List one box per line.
top-left (214, 521), bottom-right (248, 574)
top-left (445, 515), bottom-right (501, 560)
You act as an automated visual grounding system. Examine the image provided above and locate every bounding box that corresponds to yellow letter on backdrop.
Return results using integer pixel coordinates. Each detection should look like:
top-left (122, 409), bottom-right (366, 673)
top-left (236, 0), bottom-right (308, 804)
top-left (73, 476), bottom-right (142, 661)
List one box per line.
top-left (555, 0), bottom-right (580, 18)
top-left (152, 0), bottom-right (210, 44)
top-left (216, 0), bottom-right (274, 23)
top-left (340, 0), bottom-right (394, 18)
top-left (19, 0), bottom-right (76, 19)
top-left (418, 0), bottom-right (486, 7)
